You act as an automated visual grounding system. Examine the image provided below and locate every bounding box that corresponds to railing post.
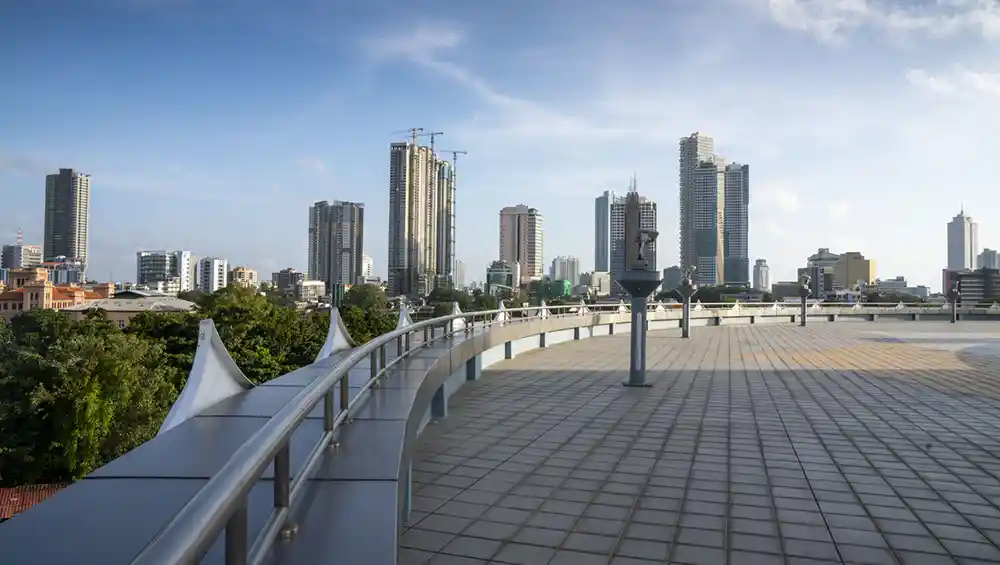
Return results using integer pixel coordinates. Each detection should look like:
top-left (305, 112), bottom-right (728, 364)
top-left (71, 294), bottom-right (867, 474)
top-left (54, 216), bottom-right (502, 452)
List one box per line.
top-left (324, 390), bottom-right (335, 431)
top-left (379, 343), bottom-right (386, 369)
top-left (405, 331), bottom-right (411, 352)
top-left (274, 444), bottom-right (290, 508)
top-left (369, 350), bottom-right (378, 382)
top-left (225, 499), bottom-right (248, 565)
top-left (340, 374), bottom-right (349, 412)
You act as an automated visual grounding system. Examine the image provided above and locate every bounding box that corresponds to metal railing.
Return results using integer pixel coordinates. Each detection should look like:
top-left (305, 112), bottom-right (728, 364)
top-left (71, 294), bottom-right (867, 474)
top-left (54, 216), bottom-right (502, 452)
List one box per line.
top-left (129, 303), bottom-right (632, 565)
top-left (129, 299), bottom-right (972, 565)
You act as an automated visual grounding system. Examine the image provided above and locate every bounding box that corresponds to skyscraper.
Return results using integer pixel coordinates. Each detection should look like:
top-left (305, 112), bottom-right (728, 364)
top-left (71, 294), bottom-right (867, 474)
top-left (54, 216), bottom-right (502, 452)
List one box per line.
top-left (43, 168), bottom-right (91, 271)
top-left (609, 179), bottom-right (657, 291)
top-left (947, 210), bottom-right (978, 271)
top-left (309, 200), bottom-right (365, 290)
top-left (753, 259), bottom-right (770, 291)
top-left (594, 190), bottom-right (615, 272)
top-left (435, 160), bottom-right (456, 287)
top-left (692, 159), bottom-right (726, 286)
top-left (499, 205), bottom-right (544, 284)
top-left (678, 133), bottom-right (715, 271)
top-left (550, 256), bottom-right (581, 285)
top-left (723, 163), bottom-right (750, 285)
top-left (388, 142), bottom-right (438, 296)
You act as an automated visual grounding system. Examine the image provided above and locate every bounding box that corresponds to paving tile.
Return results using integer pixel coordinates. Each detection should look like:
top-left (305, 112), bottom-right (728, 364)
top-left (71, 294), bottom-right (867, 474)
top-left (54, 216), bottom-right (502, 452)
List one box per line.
top-left (402, 324), bottom-right (1000, 565)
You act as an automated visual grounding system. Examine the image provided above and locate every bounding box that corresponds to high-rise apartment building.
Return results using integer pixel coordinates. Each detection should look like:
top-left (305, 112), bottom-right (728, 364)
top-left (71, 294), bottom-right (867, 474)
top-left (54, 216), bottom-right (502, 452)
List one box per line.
top-left (678, 133), bottom-right (715, 271)
top-left (979, 248), bottom-right (1000, 270)
top-left (198, 257), bottom-right (229, 292)
top-left (723, 163), bottom-right (750, 285)
top-left (691, 159), bottom-right (726, 286)
top-left (309, 200), bottom-right (365, 290)
top-left (594, 190), bottom-right (615, 272)
top-left (388, 142), bottom-right (438, 296)
top-left (136, 250), bottom-right (196, 292)
top-left (550, 256), bottom-right (581, 285)
top-left (43, 168), bottom-right (91, 271)
top-left (362, 254), bottom-right (374, 278)
top-left (435, 160), bottom-right (456, 287)
top-left (455, 260), bottom-right (466, 288)
top-left (753, 259), bottom-right (770, 291)
top-left (1, 243), bottom-right (42, 270)
top-left (609, 181), bottom-right (657, 291)
top-left (947, 210), bottom-right (978, 271)
top-left (499, 205), bottom-right (544, 284)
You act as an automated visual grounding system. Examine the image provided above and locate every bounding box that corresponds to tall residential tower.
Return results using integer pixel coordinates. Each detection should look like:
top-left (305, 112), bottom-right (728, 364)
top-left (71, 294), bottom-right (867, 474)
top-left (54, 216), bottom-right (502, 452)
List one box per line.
top-left (388, 142), bottom-right (438, 296)
top-left (309, 200), bottom-right (365, 291)
top-left (435, 160), bottom-right (456, 287)
top-left (43, 168), bottom-right (91, 271)
top-left (594, 190), bottom-right (615, 272)
top-left (947, 210), bottom-right (978, 271)
top-left (691, 158), bottom-right (726, 286)
top-left (609, 178), bottom-right (657, 291)
top-left (499, 205), bottom-right (544, 284)
top-left (678, 133), bottom-right (715, 272)
top-left (723, 163), bottom-right (750, 285)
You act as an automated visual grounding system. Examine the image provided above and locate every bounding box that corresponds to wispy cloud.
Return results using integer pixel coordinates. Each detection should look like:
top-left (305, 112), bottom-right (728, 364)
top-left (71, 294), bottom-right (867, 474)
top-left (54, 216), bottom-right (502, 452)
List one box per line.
top-left (758, 0), bottom-right (1000, 44)
top-left (361, 20), bottom-right (632, 143)
top-left (907, 66), bottom-right (1000, 99)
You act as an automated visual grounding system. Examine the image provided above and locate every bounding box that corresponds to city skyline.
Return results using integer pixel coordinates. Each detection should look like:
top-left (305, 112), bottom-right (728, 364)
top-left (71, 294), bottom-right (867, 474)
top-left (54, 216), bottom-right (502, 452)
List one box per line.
top-left (2, 1), bottom-right (998, 290)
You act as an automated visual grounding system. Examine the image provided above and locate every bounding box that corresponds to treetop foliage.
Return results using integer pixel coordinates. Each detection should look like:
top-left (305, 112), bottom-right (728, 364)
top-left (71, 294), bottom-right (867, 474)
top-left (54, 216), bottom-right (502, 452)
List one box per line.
top-left (0, 285), bottom-right (394, 487)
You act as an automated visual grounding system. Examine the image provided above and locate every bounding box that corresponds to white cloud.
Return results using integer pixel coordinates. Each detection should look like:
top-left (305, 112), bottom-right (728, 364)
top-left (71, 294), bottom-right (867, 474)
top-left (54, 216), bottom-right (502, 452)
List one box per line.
top-left (759, 0), bottom-right (1000, 43)
top-left (361, 20), bottom-right (466, 60)
top-left (359, 7), bottom-right (998, 289)
top-left (907, 66), bottom-right (1000, 99)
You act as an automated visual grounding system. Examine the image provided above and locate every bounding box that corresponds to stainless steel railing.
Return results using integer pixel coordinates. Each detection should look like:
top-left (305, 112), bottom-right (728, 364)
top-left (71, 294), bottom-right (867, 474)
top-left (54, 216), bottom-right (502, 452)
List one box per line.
top-left (128, 299), bottom-right (967, 565)
top-left (129, 303), bottom-right (631, 565)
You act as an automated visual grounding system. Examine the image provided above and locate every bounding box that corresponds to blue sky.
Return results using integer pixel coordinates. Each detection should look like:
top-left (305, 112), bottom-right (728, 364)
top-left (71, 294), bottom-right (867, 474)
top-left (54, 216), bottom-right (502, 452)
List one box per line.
top-left (2, 0), bottom-right (998, 291)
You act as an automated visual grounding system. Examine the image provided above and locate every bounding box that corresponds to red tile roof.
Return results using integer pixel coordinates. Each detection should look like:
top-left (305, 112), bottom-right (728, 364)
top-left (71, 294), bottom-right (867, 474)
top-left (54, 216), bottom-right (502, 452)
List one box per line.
top-left (0, 484), bottom-right (68, 518)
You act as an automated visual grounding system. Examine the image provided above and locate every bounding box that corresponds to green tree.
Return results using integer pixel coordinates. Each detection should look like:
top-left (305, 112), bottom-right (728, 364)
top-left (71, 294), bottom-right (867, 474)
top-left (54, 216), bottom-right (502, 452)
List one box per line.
top-left (343, 284), bottom-right (388, 311)
top-left (339, 305), bottom-right (396, 344)
top-left (0, 312), bottom-right (177, 485)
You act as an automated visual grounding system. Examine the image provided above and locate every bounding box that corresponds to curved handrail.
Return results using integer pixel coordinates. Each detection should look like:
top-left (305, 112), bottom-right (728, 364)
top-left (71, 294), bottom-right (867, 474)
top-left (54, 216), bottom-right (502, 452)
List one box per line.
top-left (130, 299), bottom-right (970, 565)
top-left (130, 304), bottom-right (627, 565)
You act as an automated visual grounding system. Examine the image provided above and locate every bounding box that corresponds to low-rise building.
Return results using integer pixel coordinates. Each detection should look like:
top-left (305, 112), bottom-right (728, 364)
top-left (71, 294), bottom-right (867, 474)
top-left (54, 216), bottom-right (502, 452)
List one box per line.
top-left (61, 289), bottom-right (196, 328)
top-left (296, 280), bottom-right (326, 303)
top-left (230, 266), bottom-right (258, 288)
top-left (0, 268), bottom-right (112, 323)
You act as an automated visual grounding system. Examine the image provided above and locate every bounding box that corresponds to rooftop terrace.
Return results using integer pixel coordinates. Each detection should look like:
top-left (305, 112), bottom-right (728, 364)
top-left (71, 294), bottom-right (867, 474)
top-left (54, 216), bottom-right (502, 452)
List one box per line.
top-left (403, 322), bottom-right (1000, 565)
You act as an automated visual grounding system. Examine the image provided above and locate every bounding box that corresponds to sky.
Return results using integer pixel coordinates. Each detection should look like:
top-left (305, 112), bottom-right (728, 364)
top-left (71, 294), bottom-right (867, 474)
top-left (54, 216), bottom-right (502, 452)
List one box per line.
top-left (2, 0), bottom-right (998, 291)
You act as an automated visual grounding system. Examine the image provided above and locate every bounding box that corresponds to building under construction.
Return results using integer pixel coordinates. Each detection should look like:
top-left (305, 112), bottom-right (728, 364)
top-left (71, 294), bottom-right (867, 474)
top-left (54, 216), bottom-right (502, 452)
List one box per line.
top-left (387, 130), bottom-right (463, 297)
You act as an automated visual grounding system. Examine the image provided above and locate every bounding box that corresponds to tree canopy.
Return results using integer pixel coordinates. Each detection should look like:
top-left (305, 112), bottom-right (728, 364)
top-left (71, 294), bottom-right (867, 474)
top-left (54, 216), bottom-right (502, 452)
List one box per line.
top-left (0, 285), bottom-right (397, 487)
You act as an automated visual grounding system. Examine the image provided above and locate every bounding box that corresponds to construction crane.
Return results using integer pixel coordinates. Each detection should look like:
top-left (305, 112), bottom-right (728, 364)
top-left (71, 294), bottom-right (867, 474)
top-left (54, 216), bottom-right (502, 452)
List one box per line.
top-left (439, 149), bottom-right (467, 171)
top-left (422, 131), bottom-right (444, 154)
top-left (390, 128), bottom-right (443, 152)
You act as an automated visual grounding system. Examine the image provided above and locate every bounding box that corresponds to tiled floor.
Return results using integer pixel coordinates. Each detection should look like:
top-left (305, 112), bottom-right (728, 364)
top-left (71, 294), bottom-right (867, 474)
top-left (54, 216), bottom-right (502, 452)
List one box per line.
top-left (400, 322), bottom-right (1000, 565)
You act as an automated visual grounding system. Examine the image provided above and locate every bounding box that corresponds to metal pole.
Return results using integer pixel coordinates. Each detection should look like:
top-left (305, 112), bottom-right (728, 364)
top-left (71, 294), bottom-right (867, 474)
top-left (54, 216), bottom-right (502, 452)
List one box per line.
top-left (681, 297), bottom-right (691, 339)
top-left (225, 500), bottom-right (248, 565)
top-left (800, 295), bottom-right (807, 327)
top-left (625, 295), bottom-right (650, 387)
top-left (951, 298), bottom-right (958, 324)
